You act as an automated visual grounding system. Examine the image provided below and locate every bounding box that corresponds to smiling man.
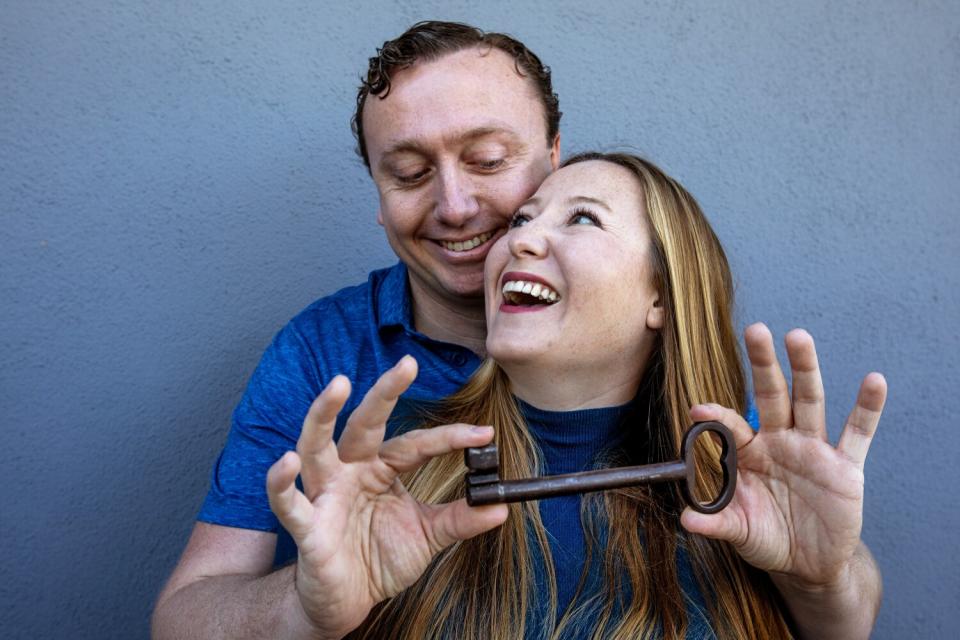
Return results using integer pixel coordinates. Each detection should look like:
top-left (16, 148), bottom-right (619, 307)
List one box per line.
top-left (361, 42), bottom-right (560, 354)
top-left (151, 21), bottom-right (882, 640)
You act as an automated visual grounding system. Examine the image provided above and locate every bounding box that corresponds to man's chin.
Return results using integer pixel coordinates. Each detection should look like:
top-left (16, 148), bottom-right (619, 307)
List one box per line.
top-left (408, 269), bottom-right (486, 307)
top-left (443, 282), bottom-right (486, 303)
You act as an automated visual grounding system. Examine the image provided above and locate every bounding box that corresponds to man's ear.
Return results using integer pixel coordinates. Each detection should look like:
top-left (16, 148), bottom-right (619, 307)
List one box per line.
top-left (376, 208), bottom-right (384, 226)
top-left (549, 133), bottom-right (561, 170)
top-left (646, 296), bottom-right (664, 330)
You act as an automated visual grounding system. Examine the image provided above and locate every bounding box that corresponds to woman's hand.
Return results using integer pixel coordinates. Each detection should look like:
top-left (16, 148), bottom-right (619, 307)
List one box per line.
top-left (680, 323), bottom-right (886, 592)
top-left (266, 356), bottom-right (509, 640)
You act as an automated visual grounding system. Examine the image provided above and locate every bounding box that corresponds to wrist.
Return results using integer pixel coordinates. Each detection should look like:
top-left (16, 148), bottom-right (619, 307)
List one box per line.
top-left (283, 564), bottom-right (342, 640)
top-left (770, 561), bottom-right (854, 599)
top-left (770, 543), bottom-right (881, 640)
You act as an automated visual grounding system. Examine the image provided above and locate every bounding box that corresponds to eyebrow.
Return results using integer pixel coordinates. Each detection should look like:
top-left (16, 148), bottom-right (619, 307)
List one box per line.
top-left (517, 195), bottom-right (613, 213)
top-left (567, 196), bottom-right (612, 212)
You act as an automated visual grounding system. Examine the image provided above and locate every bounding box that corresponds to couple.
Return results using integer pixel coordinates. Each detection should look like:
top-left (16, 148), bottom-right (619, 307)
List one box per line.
top-left (152, 21), bottom-right (887, 640)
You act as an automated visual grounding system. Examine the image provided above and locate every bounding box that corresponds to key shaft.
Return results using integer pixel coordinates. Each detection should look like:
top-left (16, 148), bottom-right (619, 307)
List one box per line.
top-left (463, 421), bottom-right (737, 514)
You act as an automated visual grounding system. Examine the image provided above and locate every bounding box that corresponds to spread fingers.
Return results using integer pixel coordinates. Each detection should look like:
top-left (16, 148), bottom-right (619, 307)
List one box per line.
top-left (338, 356), bottom-right (418, 463)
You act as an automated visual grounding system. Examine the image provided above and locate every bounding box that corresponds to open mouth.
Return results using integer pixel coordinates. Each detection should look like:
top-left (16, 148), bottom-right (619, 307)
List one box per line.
top-left (441, 231), bottom-right (494, 252)
top-left (501, 279), bottom-right (561, 306)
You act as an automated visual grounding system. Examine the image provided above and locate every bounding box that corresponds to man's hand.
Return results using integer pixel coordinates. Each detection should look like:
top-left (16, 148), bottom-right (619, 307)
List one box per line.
top-left (266, 355), bottom-right (508, 640)
top-left (680, 324), bottom-right (886, 637)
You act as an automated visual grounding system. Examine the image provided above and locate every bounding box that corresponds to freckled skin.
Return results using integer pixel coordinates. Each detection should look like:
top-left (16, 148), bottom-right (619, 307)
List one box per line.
top-left (484, 161), bottom-right (664, 409)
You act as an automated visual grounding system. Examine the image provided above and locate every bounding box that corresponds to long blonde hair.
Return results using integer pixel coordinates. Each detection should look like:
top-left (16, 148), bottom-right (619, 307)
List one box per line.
top-left (350, 153), bottom-right (792, 639)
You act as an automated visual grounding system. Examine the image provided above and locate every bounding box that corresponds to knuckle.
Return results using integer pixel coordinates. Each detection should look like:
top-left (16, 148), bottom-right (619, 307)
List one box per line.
top-left (753, 388), bottom-right (784, 401)
top-left (846, 419), bottom-right (874, 437)
top-left (402, 428), bottom-right (427, 441)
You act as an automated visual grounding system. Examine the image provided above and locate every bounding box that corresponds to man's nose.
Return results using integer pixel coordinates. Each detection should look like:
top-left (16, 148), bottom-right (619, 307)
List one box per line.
top-left (434, 169), bottom-right (480, 226)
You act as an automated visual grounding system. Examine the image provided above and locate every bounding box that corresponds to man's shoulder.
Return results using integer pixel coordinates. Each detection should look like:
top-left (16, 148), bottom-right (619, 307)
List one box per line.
top-left (289, 264), bottom-right (400, 333)
top-left (237, 264), bottom-right (403, 416)
top-left (262, 263), bottom-right (409, 383)
top-left (298, 265), bottom-right (393, 314)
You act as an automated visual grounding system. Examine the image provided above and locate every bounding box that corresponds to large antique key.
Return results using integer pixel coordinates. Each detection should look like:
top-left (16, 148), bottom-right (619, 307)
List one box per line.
top-left (464, 421), bottom-right (737, 514)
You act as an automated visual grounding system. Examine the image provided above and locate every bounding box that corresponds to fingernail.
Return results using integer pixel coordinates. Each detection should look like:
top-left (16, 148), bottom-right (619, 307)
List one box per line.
top-left (471, 425), bottom-right (493, 433)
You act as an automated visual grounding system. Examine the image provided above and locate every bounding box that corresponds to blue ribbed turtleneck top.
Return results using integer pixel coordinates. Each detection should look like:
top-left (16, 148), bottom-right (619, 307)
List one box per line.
top-left (518, 398), bottom-right (715, 639)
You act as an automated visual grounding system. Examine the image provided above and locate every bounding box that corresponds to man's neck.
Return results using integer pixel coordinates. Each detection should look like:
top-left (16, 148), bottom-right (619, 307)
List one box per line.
top-left (408, 278), bottom-right (488, 356)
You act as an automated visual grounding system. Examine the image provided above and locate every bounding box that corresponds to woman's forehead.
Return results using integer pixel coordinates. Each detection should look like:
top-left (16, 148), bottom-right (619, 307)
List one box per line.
top-left (533, 160), bottom-right (642, 208)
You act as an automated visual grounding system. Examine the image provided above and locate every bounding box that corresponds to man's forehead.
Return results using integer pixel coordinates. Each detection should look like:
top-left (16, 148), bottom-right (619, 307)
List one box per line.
top-left (362, 47), bottom-right (547, 158)
top-left (394, 46), bottom-right (532, 90)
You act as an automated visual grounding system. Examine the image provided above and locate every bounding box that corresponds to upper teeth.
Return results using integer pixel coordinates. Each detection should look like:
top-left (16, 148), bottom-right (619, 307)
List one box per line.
top-left (443, 232), bottom-right (493, 252)
top-left (502, 280), bottom-right (560, 303)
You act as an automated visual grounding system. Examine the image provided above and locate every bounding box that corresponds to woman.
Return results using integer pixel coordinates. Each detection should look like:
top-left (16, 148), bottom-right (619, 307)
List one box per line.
top-left (267, 153), bottom-right (887, 639)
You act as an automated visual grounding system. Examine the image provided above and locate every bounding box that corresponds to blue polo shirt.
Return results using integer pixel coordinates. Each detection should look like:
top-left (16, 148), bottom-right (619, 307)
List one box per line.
top-left (198, 262), bottom-right (482, 561)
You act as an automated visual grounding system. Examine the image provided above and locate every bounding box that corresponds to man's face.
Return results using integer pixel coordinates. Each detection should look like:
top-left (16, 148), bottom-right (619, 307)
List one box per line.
top-left (362, 47), bottom-right (560, 308)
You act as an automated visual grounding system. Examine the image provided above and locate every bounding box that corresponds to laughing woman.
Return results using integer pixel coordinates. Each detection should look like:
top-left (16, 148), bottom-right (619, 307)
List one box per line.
top-left (266, 153), bottom-right (887, 640)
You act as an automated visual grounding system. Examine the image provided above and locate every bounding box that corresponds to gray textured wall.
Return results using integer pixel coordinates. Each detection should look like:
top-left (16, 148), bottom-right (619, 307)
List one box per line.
top-left (2, 2), bottom-right (957, 638)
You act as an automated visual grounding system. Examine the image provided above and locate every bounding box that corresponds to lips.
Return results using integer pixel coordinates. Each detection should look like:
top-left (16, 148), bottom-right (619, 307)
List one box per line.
top-left (432, 228), bottom-right (504, 262)
top-left (440, 231), bottom-right (494, 252)
top-left (499, 271), bottom-right (561, 311)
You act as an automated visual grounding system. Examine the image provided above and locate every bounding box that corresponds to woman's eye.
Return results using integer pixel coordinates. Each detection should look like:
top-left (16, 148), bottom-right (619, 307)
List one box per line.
top-left (569, 210), bottom-right (601, 226)
top-left (509, 212), bottom-right (530, 228)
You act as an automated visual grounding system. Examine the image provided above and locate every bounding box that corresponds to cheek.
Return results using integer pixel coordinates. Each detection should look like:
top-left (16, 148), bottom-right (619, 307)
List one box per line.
top-left (483, 236), bottom-right (517, 324)
top-left (378, 195), bottom-right (425, 235)
top-left (484, 238), bottom-right (510, 290)
top-left (479, 170), bottom-right (547, 219)
top-left (574, 252), bottom-right (651, 340)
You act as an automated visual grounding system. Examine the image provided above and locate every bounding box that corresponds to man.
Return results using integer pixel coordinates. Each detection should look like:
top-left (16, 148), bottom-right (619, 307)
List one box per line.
top-left (152, 21), bottom-right (880, 639)
top-left (152, 21), bottom-right (559, 639)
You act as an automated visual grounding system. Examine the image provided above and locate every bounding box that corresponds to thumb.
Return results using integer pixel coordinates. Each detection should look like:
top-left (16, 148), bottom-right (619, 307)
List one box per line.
top-left (680, 506), bottom-right (744, 546)
top-left (266, 451), bottom-right (316, 542)
top-left (424, 500), bottom-right (509, 554)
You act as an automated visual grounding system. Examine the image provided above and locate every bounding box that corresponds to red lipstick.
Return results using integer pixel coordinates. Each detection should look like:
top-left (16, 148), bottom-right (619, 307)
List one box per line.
top-left (500, 271), bottom-right (556, 290)
top-left (498, 271), bottom-right (559, 314)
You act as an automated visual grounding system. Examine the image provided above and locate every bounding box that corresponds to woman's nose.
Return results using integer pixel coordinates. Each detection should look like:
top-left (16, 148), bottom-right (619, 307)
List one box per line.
top-left (507, 221), bottom-right (549, 258)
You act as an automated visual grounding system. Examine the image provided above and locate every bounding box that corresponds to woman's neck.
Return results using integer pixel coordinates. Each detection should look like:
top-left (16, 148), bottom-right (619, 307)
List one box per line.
top-left (502, 360), bottom-right (646, 411)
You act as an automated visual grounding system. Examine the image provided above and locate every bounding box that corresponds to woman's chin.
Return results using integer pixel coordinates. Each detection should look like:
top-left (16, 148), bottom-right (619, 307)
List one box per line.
top-left (486, 339), bottom-right (556, 370)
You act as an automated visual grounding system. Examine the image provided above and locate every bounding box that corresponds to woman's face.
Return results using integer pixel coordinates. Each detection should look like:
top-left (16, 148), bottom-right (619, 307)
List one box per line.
top-left (484, 160), bottom-right (664, 383)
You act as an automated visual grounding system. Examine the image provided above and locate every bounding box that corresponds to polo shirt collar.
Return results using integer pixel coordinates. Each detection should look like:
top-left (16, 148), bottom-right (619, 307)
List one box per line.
top-left (376, 262), bottom-right (415, 332)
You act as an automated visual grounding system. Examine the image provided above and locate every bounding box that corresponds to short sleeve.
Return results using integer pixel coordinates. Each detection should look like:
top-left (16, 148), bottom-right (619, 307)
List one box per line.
top-left (198, 321), bottom-right (323, 531)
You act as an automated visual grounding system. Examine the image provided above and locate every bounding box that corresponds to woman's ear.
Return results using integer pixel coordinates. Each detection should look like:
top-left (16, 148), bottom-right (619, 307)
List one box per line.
top-left (646, 297), bottom-right (664, 330)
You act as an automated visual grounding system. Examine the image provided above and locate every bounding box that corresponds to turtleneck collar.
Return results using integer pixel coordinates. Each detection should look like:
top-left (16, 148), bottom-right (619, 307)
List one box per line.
top-left (517, 397), bottom-right (641, 475)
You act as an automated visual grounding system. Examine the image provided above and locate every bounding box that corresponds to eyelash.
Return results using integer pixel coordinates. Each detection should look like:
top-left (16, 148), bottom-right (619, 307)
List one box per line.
top-left (477, 158), bottom-right (505, 171)
top-left (569, 208), bottom-right (602, 227)
top-left (508, 208), bottom-right (603, 229)
top-left (508, 211), bottom-right (529, 228)
top-left (396, 169), bottom-right (430, 185)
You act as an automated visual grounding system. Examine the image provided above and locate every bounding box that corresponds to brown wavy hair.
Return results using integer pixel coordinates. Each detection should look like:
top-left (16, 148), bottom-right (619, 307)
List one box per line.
top-left (352, 20), bottom-right (562, 170)
top-left (349, 153), bottom-right (793, 639)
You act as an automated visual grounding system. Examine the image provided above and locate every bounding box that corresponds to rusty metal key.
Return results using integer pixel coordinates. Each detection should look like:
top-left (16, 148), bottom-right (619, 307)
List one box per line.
top-left (464, 421), bottom-right (737, 514)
